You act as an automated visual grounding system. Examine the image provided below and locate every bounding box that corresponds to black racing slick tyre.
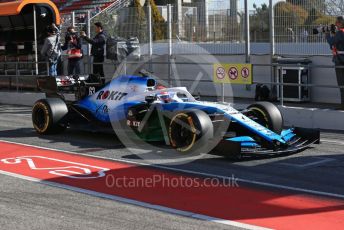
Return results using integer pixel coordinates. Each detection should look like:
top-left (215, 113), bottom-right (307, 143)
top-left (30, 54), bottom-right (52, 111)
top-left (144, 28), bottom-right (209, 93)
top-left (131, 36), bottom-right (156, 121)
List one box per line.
top-left (247, 101), bottom-right (283, 134)
top-left (32, 98), bottom-right (68, 134)
top-left (168, 110), bottom-right (213, 154)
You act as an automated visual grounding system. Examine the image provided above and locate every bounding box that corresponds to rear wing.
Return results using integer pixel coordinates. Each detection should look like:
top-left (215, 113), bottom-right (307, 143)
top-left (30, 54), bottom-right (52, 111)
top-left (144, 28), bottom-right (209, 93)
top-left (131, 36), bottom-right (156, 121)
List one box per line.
top-left (36, 75), bottom-right (104, 101)
top-left (36, 76), bottom-right (58, 98)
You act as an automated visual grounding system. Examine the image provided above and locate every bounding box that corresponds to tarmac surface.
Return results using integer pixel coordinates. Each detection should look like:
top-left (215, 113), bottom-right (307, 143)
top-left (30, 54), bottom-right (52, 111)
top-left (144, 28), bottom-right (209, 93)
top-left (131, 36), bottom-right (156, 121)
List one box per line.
top-left (0, 104), bottom-right (343, 229)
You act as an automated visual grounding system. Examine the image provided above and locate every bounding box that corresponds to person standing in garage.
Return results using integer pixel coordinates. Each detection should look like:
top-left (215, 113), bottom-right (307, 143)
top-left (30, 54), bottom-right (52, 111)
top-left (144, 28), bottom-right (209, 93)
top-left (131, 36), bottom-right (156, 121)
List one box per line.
top-left (41, 24), bottom-right (61, 76)
top-left (327, 16), bottom-right (344, 110)
top-left (81, 22), bottom-right (106, 83)
top-left (62, 26), bottom-right (83, 75)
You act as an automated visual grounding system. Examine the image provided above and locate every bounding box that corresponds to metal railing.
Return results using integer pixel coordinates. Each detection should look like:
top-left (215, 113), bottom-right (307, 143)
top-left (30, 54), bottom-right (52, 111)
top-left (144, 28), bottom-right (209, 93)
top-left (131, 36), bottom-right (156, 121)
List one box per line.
top-left (0, 61), bottom-right (49, 91)
top-left (78, 57), bottom-right (344, 106)
top-left (90, 0), bottom-right (132, 20)
top-left (1, 58), bottom-right (344, 110)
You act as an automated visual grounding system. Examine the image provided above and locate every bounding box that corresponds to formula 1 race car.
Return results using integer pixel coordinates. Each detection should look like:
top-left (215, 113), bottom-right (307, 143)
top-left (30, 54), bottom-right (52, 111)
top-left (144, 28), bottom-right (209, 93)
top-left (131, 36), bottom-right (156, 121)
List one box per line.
top-left (32, 72), bottom-right (320, 157)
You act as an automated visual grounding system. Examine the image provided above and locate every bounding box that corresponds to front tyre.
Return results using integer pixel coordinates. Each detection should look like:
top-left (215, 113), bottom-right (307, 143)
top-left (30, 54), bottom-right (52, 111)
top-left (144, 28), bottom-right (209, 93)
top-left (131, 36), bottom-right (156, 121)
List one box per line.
top-left (32, 98), bottom-right (68, 134)
top-left (247, 101), bottom-right (283, 134)
top-left (168, 110), bottom-right (213, 154)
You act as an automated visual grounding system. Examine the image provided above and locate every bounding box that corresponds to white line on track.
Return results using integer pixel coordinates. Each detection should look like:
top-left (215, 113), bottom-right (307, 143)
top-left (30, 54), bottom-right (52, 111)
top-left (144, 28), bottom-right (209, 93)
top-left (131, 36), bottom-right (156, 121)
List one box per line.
top-left (1, 139), bottom-right (344, 201)
top-left (322, 138), bottom-right (344, 146)
top-left (279, 157), bottom-right (335, 168)
top-left (0, 169), bottom-right (270, 230)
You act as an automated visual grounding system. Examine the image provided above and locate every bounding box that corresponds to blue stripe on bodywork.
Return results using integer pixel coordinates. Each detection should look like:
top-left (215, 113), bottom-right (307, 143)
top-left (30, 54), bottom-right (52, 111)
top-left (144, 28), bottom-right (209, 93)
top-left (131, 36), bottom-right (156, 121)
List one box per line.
top-left (281, 128), bottom-right (296, 142)
top-left (228, 136), bottom-right (255, 142)
top-left (241, 142), bottom-right (260, 147)
top-left (227, 136), bottom-right (260, 147)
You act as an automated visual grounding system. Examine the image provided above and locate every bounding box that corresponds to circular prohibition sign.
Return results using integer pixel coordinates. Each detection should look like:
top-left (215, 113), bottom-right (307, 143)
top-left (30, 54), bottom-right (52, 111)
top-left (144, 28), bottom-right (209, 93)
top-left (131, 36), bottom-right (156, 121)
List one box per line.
top-left (228, 67), bottom-right (238, 80)
top-left (241, 67), bottom-right (250, 78)
top-left (216, 67), bottom-right (226, 80)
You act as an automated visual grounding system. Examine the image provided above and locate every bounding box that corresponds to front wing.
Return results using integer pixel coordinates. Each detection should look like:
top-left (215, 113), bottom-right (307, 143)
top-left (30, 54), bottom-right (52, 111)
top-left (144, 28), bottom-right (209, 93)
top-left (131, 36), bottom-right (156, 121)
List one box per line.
top-left (214, 127), bottom-right (320, 157)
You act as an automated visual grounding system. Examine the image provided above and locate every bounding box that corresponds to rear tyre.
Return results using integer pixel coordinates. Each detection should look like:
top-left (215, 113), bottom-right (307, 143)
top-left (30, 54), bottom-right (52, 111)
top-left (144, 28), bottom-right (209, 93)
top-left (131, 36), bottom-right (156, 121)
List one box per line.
top-left (168, 110), bottom-right (213, 154)
top-left (32, 98), bottom-right (68, 134)
top-left (247, 101), bottom-right (283, 134)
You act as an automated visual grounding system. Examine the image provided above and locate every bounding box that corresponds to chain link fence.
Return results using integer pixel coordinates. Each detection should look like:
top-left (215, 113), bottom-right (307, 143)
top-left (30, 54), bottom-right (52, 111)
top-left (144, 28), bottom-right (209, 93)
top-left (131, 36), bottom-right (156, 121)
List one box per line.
top-left (83, 1), bottom-right (339, 56)
top-left (90, 5), bottom-right (150, 44)
top-left (271, 0), bottom-right (338, 55)
top-left (84, 2), bottom-right (246, 55)
top-left (170, 5), bottom-right (244, 43)
top-left (40, 1), bottom-right (344, 57)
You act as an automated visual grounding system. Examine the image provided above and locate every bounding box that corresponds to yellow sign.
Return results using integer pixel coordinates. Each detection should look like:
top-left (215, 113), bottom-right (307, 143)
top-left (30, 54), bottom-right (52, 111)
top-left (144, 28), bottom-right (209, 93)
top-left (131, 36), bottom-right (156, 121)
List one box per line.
top-left (213, 63), bottom-right (253, 84)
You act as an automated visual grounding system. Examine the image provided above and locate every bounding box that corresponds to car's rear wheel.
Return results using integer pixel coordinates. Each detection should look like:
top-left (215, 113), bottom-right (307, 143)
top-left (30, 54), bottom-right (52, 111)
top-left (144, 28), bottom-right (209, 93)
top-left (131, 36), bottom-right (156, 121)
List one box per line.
top-left (247, 101), bottom-right (283, 134)
top-left (32, 98), bottom-right (68, 134)
top-left (168, 110), bottom-right (213, 154)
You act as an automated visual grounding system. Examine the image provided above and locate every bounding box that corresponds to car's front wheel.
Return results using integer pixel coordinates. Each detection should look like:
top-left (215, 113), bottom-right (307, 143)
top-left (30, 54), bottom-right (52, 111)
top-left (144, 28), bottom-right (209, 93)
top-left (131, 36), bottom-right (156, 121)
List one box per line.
top-left (246, 101), bottom-right (283, 134)
top-left (168, 110), bottom-right (213, 154)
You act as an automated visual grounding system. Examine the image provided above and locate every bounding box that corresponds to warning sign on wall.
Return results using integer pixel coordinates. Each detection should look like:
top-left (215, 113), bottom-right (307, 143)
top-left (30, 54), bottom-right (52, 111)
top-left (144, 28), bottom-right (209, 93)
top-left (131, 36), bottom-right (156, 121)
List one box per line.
top-left (213, 63), bottom-right (253, 84)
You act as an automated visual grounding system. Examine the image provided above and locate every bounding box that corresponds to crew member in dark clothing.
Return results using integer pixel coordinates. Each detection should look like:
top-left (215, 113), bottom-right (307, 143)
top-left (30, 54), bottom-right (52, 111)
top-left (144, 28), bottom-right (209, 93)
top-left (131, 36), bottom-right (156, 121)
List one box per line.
top-left (326, 16), bottom-right (344, 110)
top-left (81, 22), bottom-right (106, 83)
top-left (62, 26), bottom-right (83, 75)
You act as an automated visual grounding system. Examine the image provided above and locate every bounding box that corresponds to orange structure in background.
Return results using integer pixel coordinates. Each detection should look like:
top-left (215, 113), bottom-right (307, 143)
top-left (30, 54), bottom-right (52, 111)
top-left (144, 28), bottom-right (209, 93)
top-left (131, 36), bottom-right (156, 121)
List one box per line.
top-left (0, 0), bottom-right (61, 75)
top-left (0, 0), bottom-right (60, 25)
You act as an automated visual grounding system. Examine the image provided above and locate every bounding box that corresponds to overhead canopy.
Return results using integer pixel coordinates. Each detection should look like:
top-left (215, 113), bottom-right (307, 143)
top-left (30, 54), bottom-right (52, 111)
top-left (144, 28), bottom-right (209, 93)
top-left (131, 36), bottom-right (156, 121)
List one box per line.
top-left (0, 0), bottom-right (61, 44)
top-left (0, 0), bottom-right (60, 25)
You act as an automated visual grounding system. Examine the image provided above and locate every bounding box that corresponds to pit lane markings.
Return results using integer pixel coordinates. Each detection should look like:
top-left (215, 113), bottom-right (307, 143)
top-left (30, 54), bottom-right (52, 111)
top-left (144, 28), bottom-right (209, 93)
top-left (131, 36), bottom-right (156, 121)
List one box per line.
top-left (1, 156), bottom-right (109, 179)
top-left (0, 141), bottom-right (269, 230)
top-left (2, 140), bottom-right (344, 229)
top-left (1, 139), bottom-right (344, 200)
top-left (0, 169), bottom-right (269, 230)
top-left (74, 148), bottom-right (112, 153)
top-left (278, 157), bottom-right (335, 168)
top-left (322, 138), bottom-right (344, 146)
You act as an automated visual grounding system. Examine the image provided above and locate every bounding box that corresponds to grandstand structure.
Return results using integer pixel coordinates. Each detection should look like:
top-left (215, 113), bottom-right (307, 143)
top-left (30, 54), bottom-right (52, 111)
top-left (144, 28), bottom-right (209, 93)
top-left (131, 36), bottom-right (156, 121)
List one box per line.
top-left (52, 0), bottom-right (116, 13)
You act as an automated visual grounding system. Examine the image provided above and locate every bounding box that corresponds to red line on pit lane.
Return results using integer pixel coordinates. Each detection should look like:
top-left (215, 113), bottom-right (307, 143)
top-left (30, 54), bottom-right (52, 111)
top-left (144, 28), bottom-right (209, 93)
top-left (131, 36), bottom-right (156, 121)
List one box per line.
top-left (0, 141), bottom-right (343, 230)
